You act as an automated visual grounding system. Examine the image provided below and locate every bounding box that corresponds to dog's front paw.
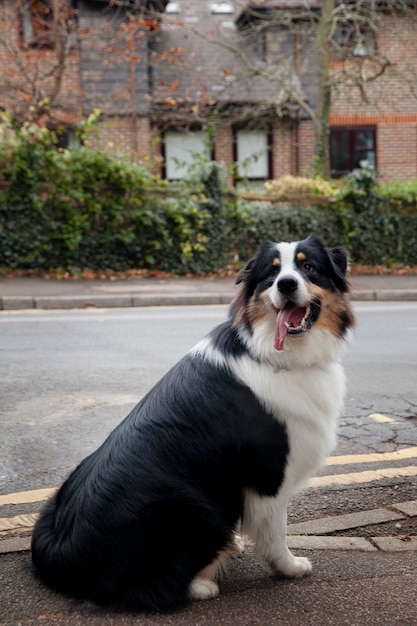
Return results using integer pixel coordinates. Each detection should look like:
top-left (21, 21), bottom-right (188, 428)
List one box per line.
top-left (274, 554), bottom-right (312, 578)
top-left (189, 577), bottom-right (219, 601)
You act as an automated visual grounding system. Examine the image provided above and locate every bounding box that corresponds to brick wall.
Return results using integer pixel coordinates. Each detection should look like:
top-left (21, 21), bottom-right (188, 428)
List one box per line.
top-left (328, 12), bottom-right (417, 181)
top-left (271, 123), bottom-right (292, 178)
top-left (297, 121), bottom-right (315, 175)
top-left (377, 123), bottom-right (417, 182)
top-left (86, 116), bottom-right (158, 167)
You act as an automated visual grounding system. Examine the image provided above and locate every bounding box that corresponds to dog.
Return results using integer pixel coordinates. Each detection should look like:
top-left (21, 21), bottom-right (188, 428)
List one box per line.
top-left (31, 234), bottom-right (355, 612)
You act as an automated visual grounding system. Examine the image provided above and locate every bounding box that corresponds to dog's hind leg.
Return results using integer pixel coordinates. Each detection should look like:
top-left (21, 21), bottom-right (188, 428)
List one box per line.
top-left (243, 489), bottom-right (312, 578)
top-left (188, 575), bottom-right (219, 601)
top-left (188, 532), bottom-right (244, 602)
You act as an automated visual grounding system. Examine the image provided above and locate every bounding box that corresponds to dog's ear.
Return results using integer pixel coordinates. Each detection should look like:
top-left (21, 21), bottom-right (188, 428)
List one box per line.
top-left (327, 246), bottom-right (350, 292)
top-left (235, 256), bottom-right (255, 285)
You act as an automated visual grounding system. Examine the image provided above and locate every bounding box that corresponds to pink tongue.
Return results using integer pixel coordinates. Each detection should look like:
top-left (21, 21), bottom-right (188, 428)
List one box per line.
top-left (274, 303), bottom-right (306, 351)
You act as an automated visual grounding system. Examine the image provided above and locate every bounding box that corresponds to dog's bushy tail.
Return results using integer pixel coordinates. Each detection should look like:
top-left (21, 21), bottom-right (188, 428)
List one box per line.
top-left (32, 493), bottom-right (220, 612)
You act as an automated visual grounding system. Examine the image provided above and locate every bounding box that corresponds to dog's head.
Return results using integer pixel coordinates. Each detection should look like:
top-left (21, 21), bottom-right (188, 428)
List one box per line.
top-left (232, 235), bottom-right (355, 357)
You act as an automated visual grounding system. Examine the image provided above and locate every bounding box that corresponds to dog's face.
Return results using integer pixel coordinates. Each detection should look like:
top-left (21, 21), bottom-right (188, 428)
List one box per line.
top-left (233, 235), bottom-right (355, 355)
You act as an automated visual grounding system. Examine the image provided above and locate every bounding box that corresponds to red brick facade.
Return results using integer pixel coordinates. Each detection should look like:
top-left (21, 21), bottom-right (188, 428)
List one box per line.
top-left (1, 3), bottom-right (417, 183)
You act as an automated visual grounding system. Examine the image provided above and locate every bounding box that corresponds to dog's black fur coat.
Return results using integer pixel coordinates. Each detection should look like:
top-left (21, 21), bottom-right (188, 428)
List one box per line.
top-left (32, 344), bottom-right (288, 611)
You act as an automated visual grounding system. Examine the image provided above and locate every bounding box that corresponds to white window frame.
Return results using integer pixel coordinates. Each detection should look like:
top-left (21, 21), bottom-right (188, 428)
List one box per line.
top-left (164, 131), bottom-right (209, 180)
top-left (235, 129), bottom-right (269, 180)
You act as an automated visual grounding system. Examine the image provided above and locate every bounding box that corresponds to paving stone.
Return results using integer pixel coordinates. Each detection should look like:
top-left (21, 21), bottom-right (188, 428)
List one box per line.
top-left (391, 500), bottom-right (417, 517)
top-left (287, 508), bottom-right (405, 535)
top-left (0, 537), bottom-right (30, 554)
top-left (372, 536), bottom-right (417, 551)
top-left (287, 536), bottom-right (377, 551)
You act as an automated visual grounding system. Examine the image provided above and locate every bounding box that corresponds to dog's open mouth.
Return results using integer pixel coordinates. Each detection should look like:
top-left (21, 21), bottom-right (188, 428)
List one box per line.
top-left (274, 300), bottom-right (320, 351)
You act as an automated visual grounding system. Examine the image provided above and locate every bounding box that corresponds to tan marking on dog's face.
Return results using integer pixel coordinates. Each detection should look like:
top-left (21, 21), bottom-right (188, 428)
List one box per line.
top-left (247, 290), bottom-right (270, 327)
top-left (230, 289), bottom-right (247, 328)
top-left (307, 284), bottom-right (355, 337)
top-left (273, 257), bottom-right (280, 267)
top-left (297, 252), bottom-right (307, 263)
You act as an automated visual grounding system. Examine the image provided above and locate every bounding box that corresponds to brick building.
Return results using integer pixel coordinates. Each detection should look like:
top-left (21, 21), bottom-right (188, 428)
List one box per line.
top-left (1, 0), bottom-right (417, 182)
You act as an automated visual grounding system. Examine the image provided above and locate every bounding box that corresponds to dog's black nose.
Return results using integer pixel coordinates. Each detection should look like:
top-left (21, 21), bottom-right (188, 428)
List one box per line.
top-left (278, 277), bottom-right (298, 294)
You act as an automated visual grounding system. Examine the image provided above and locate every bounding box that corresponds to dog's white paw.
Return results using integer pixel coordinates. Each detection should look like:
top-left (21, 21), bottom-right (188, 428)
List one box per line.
top-left (231, 533), bottom-right (245, 557)
top-left (274, 555), bottom-right (312, 578)
top-left (188, 577), bottom-right (219, 601)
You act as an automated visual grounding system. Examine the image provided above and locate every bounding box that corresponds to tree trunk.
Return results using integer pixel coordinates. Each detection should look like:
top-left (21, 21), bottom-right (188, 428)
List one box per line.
top-left (313, 0), bottom-right (334, 178)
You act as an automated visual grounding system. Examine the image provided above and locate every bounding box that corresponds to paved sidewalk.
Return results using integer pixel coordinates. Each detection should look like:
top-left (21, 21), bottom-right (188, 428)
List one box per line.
top-left (1, 273), bottom-right (417, 310)
top-left (0, 500), bottom-right (416, 625)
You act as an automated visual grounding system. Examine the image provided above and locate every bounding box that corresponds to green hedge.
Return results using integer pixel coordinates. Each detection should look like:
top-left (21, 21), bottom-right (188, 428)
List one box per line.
top-left (233, 168), bottom-right (417, 267)
top-left (1, 117), bottom-right (417, 273)
top-left (0, 118), bottom-right (233, 273)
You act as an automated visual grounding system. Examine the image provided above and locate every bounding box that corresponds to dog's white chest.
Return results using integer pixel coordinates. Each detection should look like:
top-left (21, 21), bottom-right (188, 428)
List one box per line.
top-left (231, 356), bottom-right (345, 482)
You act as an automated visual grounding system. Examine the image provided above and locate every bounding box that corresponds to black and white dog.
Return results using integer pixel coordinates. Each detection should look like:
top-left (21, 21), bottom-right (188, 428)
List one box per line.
top-left (32, 234), bottom-right (355, 612)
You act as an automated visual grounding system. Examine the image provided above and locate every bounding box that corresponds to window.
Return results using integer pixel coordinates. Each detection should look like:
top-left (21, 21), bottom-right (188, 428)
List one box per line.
top-left (332, 23), bottom-right (377, 59)
top-left (330, 127), bottom-right (376, 178)
top-left (20, 0), bottom-right (54, 48)
top-left (163, 130), bottom-right (210, 180)
top-left (166, 2), bottom-right (181, 13)
top-left (234, 129), bottom-right (271, 181)
top-left (210, 3), bottom-right (234, 14)
top-left (55, 128), bottom-right (81, 150)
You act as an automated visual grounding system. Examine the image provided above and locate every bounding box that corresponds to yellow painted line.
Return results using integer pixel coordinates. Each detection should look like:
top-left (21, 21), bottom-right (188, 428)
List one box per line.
top-left (0, 448), bottom-right (416, 536)
top-left (1, 465), bottom-right (417, 533)
top-left (0, 487), bottom-right (56, 507)
top-left (311, 465), bottom-right (417, 488)
top-left (369, 413), bottom-right (397, 423)
top-left (0, 513), bottom-right (39, 533)
top-left (326, 446), bottom-right (417, 466)
top-left (0, 448), bottom-right (416, 508)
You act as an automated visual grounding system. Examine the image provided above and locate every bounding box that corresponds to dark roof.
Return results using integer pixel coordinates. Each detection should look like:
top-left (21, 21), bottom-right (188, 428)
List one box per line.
top-left (150, 0), bottom-right (309, 124)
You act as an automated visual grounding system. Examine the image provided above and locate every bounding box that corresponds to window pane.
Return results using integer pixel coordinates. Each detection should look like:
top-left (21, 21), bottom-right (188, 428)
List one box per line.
top-left (330, 131), bottom-right (350, 172)
top-left (355, 130), bottom-right (374, 149)
top-left (165, 131), bottom-right (207, 179)
top-left (236, 130), bottom-right (268, 178)
top-left (353, 150), bottom-right (375, 169)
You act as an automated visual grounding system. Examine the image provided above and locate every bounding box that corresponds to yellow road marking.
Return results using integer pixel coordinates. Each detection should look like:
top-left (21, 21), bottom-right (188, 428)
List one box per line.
top-left (2, 465), bottom-right (417, 534)
top-left (369, 413), bottom-right (397, 423)
top-left (1, 448), bottom-right (416, 535)
top-left (326, 446), bottom-right (417, 466)
top-left (0, 487), bottom-right (56, 507)
top-left (0, 448), bottom-right (416, 508)
top-left (311, 465), bottom-right (417, 488)
top-left (0, 513), bottom-right (39, 533)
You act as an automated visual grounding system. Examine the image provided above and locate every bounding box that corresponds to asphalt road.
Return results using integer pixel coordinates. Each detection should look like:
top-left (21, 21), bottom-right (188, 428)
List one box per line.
top-left (1, 302), bottom-right (416, 497)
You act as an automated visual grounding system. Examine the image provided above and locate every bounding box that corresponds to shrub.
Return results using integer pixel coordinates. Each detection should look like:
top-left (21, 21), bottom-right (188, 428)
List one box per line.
top-left (264, 175), bottom-right (338, 202)
top-left (1, 114), bottom-right (417, 274)
top-left (232, 167), bottom-right (417, 267)
top-left (0, 115), bottom-right (235, 274)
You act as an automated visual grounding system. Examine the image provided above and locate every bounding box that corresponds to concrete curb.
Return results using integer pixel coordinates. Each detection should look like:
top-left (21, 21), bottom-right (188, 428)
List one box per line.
top-left (0, 293), bottom-right (235, 311)
top-left (350, 289), bottom-right (417, 301)
top-left (1, 290), bottom-right (417, 311)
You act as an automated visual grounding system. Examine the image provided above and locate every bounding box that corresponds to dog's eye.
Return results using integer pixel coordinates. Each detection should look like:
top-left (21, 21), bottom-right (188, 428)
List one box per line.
top-left (303, 262), bottom-right (315, 273)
